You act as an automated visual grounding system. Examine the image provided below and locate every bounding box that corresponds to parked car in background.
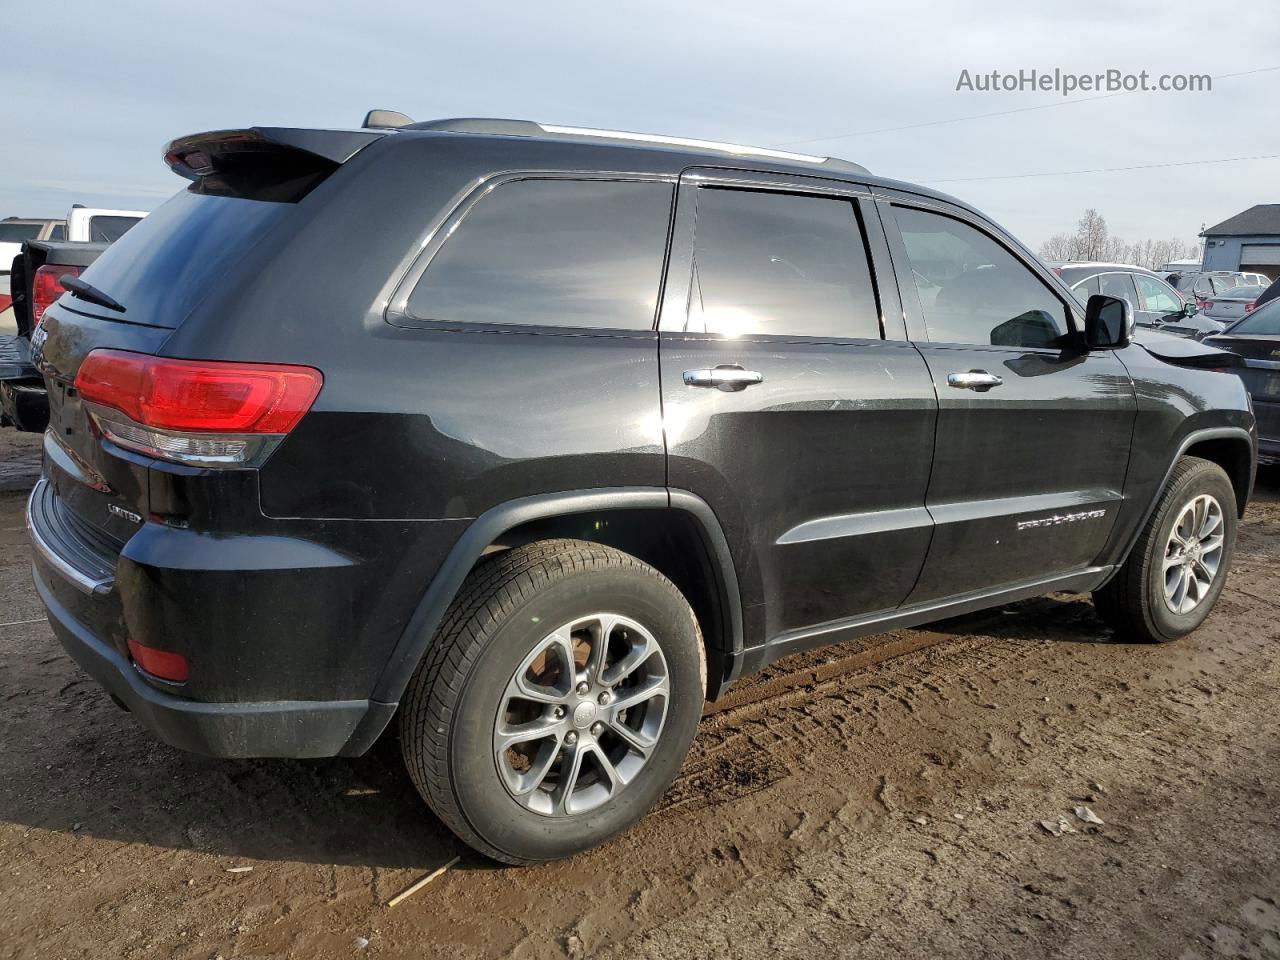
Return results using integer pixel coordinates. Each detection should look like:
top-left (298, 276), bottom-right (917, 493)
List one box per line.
top-left (1, 206), bottom-right (146, 432)
top-left (1201, 284), bottom-right (1268, 326)
top-left (1051, 262), bottom-right (1200, 333)
top-left (1, 218), bottom-right (65, 313)
top-left (1252, 276), bottom-right (1280, 310)
top-left (1204, 300), bottom-right (1280, 464)
top-left (26, 115), bottom-right (1256, 865)
top-left (1170, 271), bottom-right (1255, 306)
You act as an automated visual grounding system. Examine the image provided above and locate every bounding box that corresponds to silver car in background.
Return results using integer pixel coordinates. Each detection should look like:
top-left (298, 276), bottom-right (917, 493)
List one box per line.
top-left (1202, 284), bottom-right (1268, 325)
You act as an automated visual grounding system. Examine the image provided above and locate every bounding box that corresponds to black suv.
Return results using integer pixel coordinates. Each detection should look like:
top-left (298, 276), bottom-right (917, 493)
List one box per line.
top-left (27, 116), bottom-right (1257, 864)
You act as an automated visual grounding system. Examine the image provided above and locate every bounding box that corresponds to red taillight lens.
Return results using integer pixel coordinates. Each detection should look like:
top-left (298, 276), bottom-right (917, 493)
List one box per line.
top-left (127, 638), bottom-right (190, 682)
top-left (0, 294), bottom-right (11, 313)
top-left (32, 264), bottom-right (82, 325)
top-left (75, 350), bottom-right (323, 434)
top-left (1245, 301), bottom-right (1257, 314)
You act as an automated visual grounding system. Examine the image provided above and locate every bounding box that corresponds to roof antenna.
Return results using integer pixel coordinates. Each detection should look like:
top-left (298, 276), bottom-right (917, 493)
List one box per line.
top-left (363, 109), bottom-right (414, 130)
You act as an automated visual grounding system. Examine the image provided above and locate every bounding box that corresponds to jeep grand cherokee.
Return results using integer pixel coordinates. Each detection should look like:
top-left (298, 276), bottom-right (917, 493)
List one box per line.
top-left (26, 114), bottom-right (1257, 863)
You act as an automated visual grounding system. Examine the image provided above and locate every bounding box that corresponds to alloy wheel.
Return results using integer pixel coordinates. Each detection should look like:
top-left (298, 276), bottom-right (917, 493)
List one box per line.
top-left (493, 613), bottom-right (670, 817)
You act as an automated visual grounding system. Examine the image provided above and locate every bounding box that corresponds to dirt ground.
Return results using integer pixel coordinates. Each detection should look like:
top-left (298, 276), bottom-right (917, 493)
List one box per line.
top-left (2, 425), bottom-right (1279, 960)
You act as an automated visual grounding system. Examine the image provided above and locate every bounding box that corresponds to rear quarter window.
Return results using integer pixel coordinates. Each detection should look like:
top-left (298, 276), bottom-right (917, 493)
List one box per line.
top-left (405, 179), bottom-right (674, 331)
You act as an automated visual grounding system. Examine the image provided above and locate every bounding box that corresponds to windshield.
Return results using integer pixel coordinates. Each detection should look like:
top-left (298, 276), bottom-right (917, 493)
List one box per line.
top-left (1227, 300), bottom-right (1280, 335)
top-left (0, 223), bottom-right (42, 243)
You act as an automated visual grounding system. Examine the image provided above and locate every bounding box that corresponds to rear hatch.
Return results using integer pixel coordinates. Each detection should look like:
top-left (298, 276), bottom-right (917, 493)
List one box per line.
top-left (33, 126), bottom-right (382, 550)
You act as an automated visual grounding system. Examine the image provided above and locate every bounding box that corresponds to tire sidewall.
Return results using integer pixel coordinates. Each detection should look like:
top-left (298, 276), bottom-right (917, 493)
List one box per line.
top-left (1142, 465), bottom-right (1236, 641)
top-left (447, 565), bottom-right (703, 862)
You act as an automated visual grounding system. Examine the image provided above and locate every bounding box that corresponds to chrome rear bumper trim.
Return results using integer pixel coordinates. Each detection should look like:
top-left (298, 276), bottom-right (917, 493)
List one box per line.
top-left (25, 480), bottom-right (115, 596)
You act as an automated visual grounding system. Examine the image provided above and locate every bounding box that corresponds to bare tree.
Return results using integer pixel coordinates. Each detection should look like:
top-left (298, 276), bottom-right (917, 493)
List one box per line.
top-left (1038, 233), bottom-right (1074, 261)
top-left (1038, 210), bottom-right (1202, 271)
top-left (1076, 209), bottom-right (1109, 260)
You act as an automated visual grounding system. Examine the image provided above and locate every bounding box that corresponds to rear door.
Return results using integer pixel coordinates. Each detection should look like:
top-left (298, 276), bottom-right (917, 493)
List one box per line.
top-left (658, 169), bottom-right (938, 649)
top-left (880, 198), bottom-right (1136, 603)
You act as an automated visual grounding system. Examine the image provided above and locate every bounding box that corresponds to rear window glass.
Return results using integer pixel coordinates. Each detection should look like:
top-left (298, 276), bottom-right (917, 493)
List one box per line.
top-left (1218, 285), bottom-right (1265, 299)
top-left (76, 191), bottom-right (288, 328)
top-left (406, 179), bottom-right (673, 330)
top-left (88, 215), bottom-right (141, 242)
top-left (0, 223), bottom-right (41, 242)
top-left (1230, 300), bottom-right (1280, 335)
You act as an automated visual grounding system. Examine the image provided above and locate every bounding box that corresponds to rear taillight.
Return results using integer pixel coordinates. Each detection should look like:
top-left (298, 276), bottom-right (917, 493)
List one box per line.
top-left (74, 349), bottom-right (322, 466)
top-left (127, 638), bottom-right (190, 682)
top-left (32, 264), bottom-right (82, 325)
top-left (1245, 301), bottom-right (1257, 314)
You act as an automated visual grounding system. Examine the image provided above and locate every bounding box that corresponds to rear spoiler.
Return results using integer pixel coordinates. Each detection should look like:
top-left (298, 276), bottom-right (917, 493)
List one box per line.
top-left (163, 127), bottom-right (384, 202)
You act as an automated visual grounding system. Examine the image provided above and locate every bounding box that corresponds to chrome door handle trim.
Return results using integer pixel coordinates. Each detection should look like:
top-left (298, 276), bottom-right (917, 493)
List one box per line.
top-left (682, 366), bottom-right (765, 391)
top-left (947, 370), bottom-right (1003, 391)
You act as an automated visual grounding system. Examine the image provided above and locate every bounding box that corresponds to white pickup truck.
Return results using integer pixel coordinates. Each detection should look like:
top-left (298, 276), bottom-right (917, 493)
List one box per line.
top-left (1, 206), bottom-right (145, 317)
top-left (1, 206), bottom-right (147, 430)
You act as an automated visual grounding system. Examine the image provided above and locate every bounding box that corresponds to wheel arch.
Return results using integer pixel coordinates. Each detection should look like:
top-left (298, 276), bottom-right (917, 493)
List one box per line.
top-left (1182, 432), bottom-right (1254, 518)
top-left (369, 487), bottom-right (743, 711)
top-left (1106, 425), bottom-right (1255, 583)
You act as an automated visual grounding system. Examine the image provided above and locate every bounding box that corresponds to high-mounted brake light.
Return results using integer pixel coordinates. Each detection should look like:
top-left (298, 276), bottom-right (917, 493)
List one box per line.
top-left (32, 264), bottom-right (82, 326)
top-left (74, 349), bottom-right (322, 466)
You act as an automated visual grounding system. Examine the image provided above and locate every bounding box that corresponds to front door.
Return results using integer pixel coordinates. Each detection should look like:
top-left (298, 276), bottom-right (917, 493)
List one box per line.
top-left (658, 171), bottom-right (938, 648)
top-left (881, 200), bottom-right (1137, 604)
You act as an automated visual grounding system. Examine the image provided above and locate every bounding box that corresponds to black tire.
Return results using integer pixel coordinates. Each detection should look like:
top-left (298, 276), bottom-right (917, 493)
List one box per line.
top-left (1093, 456), bottom-right (1237, 643)
top-left (399, 539), bottom-right (705, 864)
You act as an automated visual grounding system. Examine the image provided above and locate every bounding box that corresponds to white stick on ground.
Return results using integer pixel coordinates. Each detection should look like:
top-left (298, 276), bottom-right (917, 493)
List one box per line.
top-left (387, 856), bottom-right (461, 908)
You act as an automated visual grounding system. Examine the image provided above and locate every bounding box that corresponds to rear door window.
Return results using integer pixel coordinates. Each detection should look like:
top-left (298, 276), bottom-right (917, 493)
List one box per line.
top-left (1073, 275), bottom-right (1101, 300)
top-left (1099, 272), bottom-right (1139, 309)
top-left (406, 179), bottom-right (673, 331)
top-left (682, 188), bottom-right (882, 339)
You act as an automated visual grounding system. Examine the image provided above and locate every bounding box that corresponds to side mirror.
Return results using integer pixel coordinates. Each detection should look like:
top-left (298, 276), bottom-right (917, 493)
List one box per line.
top-left (1182, 299), bottom-right (1198, 318)
top-left (1084, 294), bottom-right (1132, 349)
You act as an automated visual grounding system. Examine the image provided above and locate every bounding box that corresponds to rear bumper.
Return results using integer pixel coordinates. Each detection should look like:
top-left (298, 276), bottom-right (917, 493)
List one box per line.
top-left (33, 561), bottom-right (396, 758)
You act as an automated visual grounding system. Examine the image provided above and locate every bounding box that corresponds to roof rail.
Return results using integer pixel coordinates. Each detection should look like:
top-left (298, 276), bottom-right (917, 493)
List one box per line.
top-left (380, 114), bottom-right (869, 174)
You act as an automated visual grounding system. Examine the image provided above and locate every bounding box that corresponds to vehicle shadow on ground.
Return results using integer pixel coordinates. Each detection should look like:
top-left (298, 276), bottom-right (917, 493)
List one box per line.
top-left (2, 686), bottom-right (482, 871)
top-left (924, 594), bottom-right (1121, 646)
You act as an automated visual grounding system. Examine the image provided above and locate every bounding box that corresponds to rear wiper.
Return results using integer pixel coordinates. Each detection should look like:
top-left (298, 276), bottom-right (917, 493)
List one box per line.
top-left (59, 274), bottom-right (126, 314)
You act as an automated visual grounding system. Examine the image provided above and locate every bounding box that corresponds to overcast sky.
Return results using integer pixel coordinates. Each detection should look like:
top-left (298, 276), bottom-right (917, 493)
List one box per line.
top-left (4, 0), bottom-right (1276, 251)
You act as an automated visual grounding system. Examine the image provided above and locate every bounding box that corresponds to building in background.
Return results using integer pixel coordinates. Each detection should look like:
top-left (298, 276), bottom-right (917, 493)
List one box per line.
top-left (1201, 204), bottom-right (1280, 281)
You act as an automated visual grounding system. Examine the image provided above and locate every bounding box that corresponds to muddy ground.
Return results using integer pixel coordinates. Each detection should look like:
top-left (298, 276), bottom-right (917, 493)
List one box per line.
top-left (2, 425), bottom-right (1278, 960)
